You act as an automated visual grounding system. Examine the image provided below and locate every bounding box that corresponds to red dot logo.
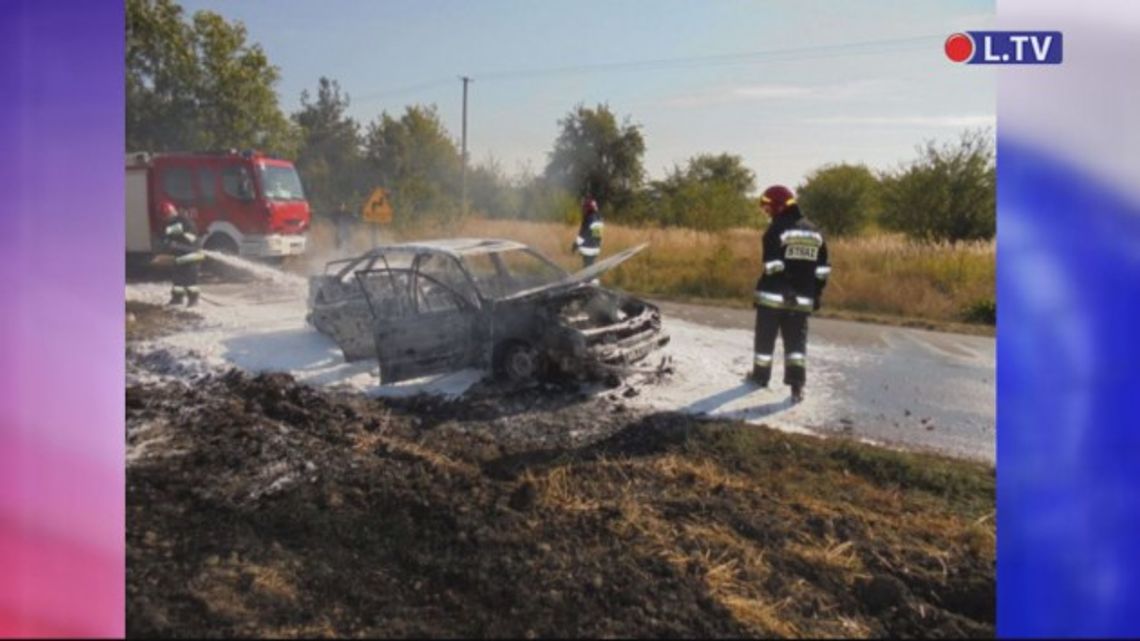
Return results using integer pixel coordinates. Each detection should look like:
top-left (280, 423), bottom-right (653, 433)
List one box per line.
top-left (945, 33), bottom-right (974, 63)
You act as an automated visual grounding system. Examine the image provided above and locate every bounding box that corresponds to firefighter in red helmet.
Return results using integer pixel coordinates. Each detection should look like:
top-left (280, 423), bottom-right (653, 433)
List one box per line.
top-left (160, 202), bottom-right (206, 307)
top-left (750, 185), bottom-right (831, 402)
top-left (570, 196), bottom-right (604, 268)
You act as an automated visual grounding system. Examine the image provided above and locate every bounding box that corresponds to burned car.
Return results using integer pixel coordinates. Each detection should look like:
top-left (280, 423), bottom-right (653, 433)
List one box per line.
top-left (306, 238), bottom-right (670, 383)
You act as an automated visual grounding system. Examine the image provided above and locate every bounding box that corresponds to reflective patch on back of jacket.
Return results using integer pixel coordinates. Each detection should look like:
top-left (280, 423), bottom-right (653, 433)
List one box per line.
top-left (785, 244), bottom-right (818, 260)
top-left (780, 229), bottom-right (822, 261)
top-left (780, 229), bottom-right (823, 246)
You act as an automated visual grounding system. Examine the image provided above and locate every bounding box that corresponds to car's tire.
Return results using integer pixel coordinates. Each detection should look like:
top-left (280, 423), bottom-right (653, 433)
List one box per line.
top-left (496, 341), bottom-right (542, 383)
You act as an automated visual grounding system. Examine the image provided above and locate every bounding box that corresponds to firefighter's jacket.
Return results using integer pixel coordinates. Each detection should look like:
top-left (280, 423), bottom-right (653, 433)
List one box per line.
top-left (754, 206), bottom-right (830, 312)
top-left (162, 215), bottom-right (206, 265)
top-left (575, 211), bottom-right (604, 257)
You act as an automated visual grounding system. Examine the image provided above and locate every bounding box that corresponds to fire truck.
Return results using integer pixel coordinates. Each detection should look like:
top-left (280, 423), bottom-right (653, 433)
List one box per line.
top-left (126, 150), bottom-right (310, 259)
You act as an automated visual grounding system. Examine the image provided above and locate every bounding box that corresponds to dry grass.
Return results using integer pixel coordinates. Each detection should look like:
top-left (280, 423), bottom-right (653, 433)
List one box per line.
top-left (130, 371), bottom-right (995, 638)
top-left (370, 434), bottom-right (479, 478)
top-left (599, 487), bottom-right (801, 637)
top-left (189, 560), bottom-right (299, 621)
top-left (514, 428), bottom-right (994, 637)
top-left (366, 217), bottom-right (995, 326)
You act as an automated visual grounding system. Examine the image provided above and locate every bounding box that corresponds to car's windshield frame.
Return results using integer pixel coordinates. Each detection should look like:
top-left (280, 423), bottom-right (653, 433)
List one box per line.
top-left (460, 248), bottom-right (568, 300)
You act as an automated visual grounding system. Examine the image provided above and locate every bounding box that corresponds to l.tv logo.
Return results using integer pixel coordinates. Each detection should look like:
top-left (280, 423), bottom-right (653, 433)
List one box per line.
top-left (945, 31), bottom-right (1063, 64)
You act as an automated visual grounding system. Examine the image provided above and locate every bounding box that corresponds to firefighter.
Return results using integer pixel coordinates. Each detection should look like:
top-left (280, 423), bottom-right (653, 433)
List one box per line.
top-left (161, 203), bottom-right (206, 307)
top-left (750, 185), bottom-right (830, 402)
top-left (570, 196), bottom-right (604, 268)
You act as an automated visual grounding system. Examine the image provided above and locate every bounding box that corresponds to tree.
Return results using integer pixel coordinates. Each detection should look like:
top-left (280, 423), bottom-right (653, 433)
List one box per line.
top-left (544, 104), bottom-right (646, 218)
top-left (364, 105), bottom-right (462, 222)
top-left (682, 153), bottom-right (756, 196)
top-left (126, 0), bottom-right (198, 150)
top-left (880, 130), bottom-right (996, 242)
top-left (797, 163), bottom-right (880, 236)
top-left (189, 11), bottom-right (296, 155)
top-left (520, 175), bottom-right (583, 224)
top-left (647, 153), bottom-right (757, 230)
top-left (293, 77), bottom-right (365, 215)
top-left (467, 156), bottom-right (522, 220)
top-left (126, 0), bottom-right (296, 155)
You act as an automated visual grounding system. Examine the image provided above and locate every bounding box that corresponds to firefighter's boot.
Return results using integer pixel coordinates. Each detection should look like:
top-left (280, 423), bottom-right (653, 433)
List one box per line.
top-left (187, 290), bottom-right (200, 307)
top-left (168, 289), bottom-right (184, 306)
top-left (790, 385), bottom-right (805, 404)
top-left (748, 365), bottom-right (771, 388)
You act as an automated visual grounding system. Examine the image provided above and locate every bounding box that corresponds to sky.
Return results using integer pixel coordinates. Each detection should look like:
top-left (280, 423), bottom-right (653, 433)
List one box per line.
top-left (178, 0), bottom-right (995, 188)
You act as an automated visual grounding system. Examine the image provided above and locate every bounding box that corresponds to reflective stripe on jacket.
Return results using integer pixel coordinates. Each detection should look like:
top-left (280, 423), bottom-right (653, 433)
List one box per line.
top-left (162, 214), bottom-right (202, 258)
top-left (575, 211), bottom-right (603, 256)
top-left (754, 205), bottom-right (830, 312)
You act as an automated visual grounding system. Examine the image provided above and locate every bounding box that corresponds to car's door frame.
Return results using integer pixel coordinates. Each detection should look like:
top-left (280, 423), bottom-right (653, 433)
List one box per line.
top-left (355, 253), bottom-right (482, 384)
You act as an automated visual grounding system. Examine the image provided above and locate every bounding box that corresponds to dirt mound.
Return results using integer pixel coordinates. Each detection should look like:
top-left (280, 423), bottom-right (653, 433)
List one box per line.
top-left (127, 371), bottom-right (994, 638)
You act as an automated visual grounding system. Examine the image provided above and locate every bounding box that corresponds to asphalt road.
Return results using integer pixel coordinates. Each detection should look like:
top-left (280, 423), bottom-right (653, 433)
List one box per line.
top-left (652, 300), bottom-right (996, 463)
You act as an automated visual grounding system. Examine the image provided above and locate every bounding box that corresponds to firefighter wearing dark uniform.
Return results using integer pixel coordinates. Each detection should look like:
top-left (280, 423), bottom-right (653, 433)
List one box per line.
top-left (571, 197), bottom-right (604, 268)
top-left (161, 203), bottom-right (206, 307)
top-left (750, 185), bottom-right (830, 402)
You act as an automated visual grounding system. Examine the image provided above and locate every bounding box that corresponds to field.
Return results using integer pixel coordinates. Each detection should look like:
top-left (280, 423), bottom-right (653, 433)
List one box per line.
top-left (127, 369), bottom-right (994, 638)
top-left (309, 217), bottom-right (996, 330)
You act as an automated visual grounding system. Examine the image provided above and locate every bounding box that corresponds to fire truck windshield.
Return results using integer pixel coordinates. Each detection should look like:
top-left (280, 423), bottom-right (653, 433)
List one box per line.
top-left (258, 164), bottom-right (306, 202)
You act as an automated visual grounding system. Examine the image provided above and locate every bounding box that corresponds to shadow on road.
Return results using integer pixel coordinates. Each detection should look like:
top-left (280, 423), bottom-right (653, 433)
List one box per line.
top-left (681, 383), bottom-right (795, 421)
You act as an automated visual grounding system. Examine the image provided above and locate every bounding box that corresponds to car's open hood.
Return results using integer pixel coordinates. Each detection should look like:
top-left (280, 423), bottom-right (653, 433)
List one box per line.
top-left (498, 243), bottom-right (649, 303)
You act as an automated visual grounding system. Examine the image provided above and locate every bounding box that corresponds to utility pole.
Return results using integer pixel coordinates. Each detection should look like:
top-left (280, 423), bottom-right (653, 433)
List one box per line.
top-left (460, 75), bottom-right (472, 217)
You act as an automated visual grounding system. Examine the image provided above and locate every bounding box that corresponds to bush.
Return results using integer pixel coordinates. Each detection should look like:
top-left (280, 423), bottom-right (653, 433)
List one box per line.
top-left (962, 299), bottom-right (996, 325)
top-left (649, 181), bottom-right (757, 231)
top-left (880, 129), bottom-right (995, 243)
top-left (645, 154), bottom-right (758, 231)
top-left (797, 163), bottom-right (879, 236)
top-left (468, 159), bottom-right (521, 219)
top-left (515, 176), bottom-right (579, 224)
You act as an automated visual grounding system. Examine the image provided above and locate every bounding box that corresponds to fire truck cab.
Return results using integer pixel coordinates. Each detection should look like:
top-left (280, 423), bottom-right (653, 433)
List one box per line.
top-left (126, 150), bottom-right (310, 259)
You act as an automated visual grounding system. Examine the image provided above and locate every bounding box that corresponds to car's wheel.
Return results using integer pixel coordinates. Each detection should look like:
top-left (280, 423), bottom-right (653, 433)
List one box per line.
top-left (497, 341), bottom-right (541, 383)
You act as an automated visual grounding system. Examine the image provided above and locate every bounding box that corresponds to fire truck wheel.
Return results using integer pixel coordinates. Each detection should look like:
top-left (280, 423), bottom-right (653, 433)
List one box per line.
top-left (204, 234), bottom-right (240, 255)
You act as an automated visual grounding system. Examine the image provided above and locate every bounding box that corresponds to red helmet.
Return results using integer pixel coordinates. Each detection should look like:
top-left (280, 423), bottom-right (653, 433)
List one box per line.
top-left (760, 185), bottom-right (796, 216)
top-left (160, 202), bottom-right (179, 219)
top-left (583, 198), bottom-right (598, 214)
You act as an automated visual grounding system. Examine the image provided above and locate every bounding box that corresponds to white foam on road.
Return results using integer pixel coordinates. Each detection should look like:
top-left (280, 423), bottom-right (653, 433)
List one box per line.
top-left (128, 259), bottom-right (861, 435)
top-left (626, 318), bottom-right (865, 434)
top-left (127, 280), bottom-right (483, 398)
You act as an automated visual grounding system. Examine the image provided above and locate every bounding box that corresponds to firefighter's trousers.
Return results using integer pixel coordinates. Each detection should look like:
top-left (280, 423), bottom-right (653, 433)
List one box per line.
top-left (170, 261), bottom-right (200, 300)
top-left (752, 306), bottom-right (809, 387)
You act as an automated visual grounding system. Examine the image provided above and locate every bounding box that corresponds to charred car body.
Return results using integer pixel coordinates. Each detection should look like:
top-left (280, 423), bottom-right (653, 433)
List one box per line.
top-left (306, 238), bottom-right (670, 383)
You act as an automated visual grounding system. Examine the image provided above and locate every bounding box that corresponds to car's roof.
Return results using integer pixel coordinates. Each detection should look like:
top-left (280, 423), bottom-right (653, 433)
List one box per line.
top-left (359, 237), bottom-right (530, 258)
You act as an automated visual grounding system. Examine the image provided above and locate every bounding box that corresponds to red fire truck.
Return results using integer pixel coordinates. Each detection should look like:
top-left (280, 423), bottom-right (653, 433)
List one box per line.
top-left (126, 150), bottom-right (310, 259)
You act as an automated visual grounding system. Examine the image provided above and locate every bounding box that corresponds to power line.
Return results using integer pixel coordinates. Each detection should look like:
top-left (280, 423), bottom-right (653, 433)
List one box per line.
top-left (350, 34), bottom-right (943, 103)
top-left (353, 78), bottom-right (454, 103)
top-left (474, 34), bottom-right (944, 81)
